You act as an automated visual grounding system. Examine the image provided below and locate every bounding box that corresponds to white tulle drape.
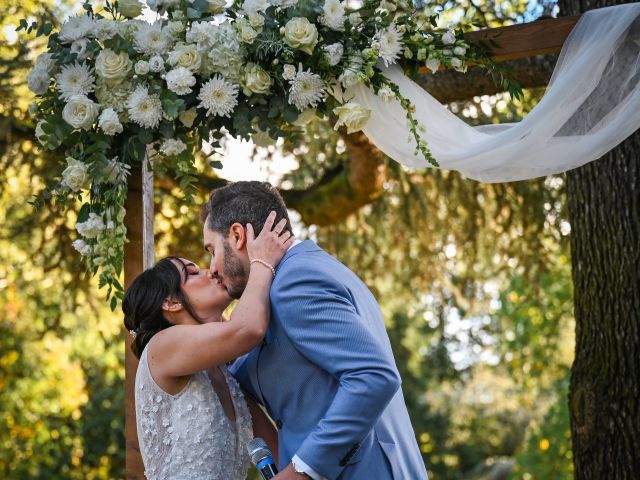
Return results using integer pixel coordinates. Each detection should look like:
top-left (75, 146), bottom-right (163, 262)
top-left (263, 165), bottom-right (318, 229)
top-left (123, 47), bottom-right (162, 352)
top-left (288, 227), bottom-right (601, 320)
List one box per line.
top-left (352, 3), bottom-right (640, 183)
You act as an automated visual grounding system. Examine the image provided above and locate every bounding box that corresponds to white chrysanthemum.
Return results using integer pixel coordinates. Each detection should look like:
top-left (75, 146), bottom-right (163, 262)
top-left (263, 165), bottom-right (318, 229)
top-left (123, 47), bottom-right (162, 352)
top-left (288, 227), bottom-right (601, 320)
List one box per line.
top-left (186, 21), bottom-right (218, 46)
top-left (126, 85), bottom-right (163, 129)
top-left (322, 0), bottom-right (345, 31)
top-left (76, 212), bottom-right (105, 239)
top-left (197, 75), bottom-right (239, 117)
top-left (98, 108), bottom-right (124, 136)
top-left (95, 19), bottom-right (119, 41)
top-left (323, 42), bottom-right (344, 66)
top-left (134, 22), bottom-right (171, 55)
top-left (375, 24), bottom-right (404, 67)
top-left (59, 15), bottom-right (95, 44)
top-left (160, 138), bottom-right (187, 156)
top-left (56, 62), bottom-right (96, 101)
top-left (166, 67), bottom-right (196, 95)
top-left (288, 68), bottom-right (325, 111)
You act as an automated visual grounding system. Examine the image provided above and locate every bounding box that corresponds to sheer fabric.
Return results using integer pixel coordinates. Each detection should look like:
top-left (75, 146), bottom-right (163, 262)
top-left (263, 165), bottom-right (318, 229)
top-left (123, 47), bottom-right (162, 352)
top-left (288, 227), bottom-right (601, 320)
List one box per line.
top-left (352, 4), bottom-right (640, 182)
top-left (135, 347), bottom-right (253, 480)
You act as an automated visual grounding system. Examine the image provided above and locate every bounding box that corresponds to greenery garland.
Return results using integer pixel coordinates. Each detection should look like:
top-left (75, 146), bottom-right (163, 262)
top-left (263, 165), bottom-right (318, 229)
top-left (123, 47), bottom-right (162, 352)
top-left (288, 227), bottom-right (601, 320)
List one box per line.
top-left (19, 0), bottom-right (520, 307)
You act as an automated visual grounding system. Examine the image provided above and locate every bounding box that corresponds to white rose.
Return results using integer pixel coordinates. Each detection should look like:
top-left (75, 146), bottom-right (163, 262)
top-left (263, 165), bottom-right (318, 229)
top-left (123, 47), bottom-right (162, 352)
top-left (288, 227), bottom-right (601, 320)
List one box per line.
top-left (425, 58), bottom-right (440, 73)
top-left (160, 138), bottom-right (187, 156)
top-left (72, 239), bottom-right (92, 256)
top-left (95, 49), bottom-right (132, 83)
top-left (168, 44), bottom-right (201, 72)
top-left (453, 46), bottom-right (466, 56)
top-left (166, 67), bottom-right (196, 95)
top-left (242, 63), bottom-right (273, 96)
top-left (27, 68), bottom-right (50, 95)
top-left (238, 23), bottom-right (258, 44)
top-left (76, 212), bottom-right (105, 239)
top-left (34, 52), bottom-right (55, 73)
top-left (118, 0), bottom-right (143, 18)
top-left (348, 12), bottom-right (362, 26)
top-left (149, 55), bottom-right (165, 73)
top-left (283, 18), bottom-right (318, 55)
top-left (98, 108), bottom-right (124, 136)
top-left (442, 30), bottom-right (456, 45)
top-left (134, 60), bottom-right (150, 75)
top-left (248, 12), bottom-right (265, 29)
top-left (179, 108), bottom-right (198, 128)
top-left (282, 64), bottom-right (296, 81)
top-left (61, 156), bottom-right (90, 192)
top-left (62, 95), bottom-right (99, 130)
top-left (333, 101), bottom-right (371, 134)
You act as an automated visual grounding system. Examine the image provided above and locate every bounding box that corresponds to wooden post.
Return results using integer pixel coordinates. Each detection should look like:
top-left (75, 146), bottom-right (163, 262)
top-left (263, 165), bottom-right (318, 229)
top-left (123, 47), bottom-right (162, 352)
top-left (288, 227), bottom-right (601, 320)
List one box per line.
top-left (124, 150), bottom-right (154, 479)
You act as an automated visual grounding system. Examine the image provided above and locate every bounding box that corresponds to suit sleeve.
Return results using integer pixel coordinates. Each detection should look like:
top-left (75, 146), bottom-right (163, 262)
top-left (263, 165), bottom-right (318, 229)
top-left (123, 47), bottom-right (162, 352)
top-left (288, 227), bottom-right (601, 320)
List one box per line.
top-left (273, 260), bottom-right (401, 480)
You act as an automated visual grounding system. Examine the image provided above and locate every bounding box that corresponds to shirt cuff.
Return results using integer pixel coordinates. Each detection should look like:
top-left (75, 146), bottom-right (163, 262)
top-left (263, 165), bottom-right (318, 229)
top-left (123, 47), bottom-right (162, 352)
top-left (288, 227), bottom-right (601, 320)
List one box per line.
top-left (292, 455), bottom-right (328, 480)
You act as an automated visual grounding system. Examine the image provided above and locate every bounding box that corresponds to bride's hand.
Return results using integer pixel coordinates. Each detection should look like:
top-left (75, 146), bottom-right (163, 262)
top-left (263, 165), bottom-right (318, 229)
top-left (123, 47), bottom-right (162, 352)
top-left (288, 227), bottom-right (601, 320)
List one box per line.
top-left (246, 211), bottom-right (294, 269)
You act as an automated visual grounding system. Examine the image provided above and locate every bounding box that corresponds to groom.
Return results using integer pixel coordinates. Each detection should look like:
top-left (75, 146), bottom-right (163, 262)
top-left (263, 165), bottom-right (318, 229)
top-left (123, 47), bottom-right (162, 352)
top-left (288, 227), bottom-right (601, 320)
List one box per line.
top-left (201, 181), bottom-right (428, 480)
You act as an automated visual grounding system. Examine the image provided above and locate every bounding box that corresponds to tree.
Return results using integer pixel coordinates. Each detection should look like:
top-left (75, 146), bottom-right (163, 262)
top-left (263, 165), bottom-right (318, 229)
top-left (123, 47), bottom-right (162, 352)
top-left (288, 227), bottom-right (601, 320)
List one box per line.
top-left (556, 1), bottom-right (640, 477)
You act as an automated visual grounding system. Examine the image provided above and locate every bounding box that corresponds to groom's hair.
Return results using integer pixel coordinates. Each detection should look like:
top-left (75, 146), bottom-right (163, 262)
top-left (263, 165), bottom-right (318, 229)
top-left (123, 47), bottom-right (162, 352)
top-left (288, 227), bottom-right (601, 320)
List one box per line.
top-left (200, 181), bottom-right (291, 238)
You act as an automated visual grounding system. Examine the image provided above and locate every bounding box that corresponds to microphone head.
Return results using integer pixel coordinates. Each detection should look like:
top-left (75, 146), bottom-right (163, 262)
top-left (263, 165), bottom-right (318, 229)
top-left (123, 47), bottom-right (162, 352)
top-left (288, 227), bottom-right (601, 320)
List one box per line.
top-left (247, 437), bottom-right (272, 464)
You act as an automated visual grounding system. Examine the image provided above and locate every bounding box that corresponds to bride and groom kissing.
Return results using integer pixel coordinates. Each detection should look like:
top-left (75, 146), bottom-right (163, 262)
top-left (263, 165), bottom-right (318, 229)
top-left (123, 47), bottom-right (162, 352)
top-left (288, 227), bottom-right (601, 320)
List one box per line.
top-left (124, 181), bottom-right (428, 479)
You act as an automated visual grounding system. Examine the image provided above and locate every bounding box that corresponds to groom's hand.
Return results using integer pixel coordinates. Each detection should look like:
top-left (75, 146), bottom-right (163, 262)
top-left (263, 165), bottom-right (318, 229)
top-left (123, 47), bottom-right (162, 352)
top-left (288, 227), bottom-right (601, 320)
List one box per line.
top-left (273, 463), bottom-right (311, 479)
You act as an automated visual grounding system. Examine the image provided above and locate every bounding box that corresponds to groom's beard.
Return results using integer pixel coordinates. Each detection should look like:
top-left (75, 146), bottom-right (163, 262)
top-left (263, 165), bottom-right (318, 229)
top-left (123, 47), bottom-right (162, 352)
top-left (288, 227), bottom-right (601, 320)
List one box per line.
top-left (221, 241), bottom-right (248, 300)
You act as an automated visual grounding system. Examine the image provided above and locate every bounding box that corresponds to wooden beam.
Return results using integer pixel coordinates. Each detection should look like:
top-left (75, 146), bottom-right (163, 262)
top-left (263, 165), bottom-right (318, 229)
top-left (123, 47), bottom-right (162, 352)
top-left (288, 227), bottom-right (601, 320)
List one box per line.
top-left (465, 15), bottom-right (581, 62)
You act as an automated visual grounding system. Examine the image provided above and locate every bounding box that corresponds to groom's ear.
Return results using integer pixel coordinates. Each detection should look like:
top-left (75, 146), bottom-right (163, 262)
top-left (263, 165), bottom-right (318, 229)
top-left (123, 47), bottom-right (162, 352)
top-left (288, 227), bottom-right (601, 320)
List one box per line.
top-left (228, 223), bottom-right (247, 251)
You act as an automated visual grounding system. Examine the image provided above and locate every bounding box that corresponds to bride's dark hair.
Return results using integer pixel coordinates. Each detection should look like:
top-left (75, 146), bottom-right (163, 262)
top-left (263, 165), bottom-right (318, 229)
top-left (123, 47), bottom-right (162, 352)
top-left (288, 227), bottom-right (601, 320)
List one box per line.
top-left (123, 256), bottom-right (202, 359)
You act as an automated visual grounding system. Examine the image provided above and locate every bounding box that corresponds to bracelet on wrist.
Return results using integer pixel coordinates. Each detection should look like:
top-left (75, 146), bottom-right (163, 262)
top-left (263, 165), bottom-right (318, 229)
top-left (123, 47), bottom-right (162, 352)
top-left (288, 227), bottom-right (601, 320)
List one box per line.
top-left (250, 258), bottom-right (276, 278)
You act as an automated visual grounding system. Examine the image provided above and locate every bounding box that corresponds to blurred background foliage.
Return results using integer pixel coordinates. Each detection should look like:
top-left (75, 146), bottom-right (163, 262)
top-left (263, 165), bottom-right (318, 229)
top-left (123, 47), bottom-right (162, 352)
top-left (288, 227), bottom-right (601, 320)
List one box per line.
top-left (1, 0), bottom-right (574, 478)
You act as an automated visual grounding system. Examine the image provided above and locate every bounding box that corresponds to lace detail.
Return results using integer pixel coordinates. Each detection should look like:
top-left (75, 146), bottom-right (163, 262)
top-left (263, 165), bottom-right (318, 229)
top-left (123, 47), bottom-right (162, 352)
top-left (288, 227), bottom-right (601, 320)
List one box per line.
top-left (135, 348), bottom-right (253, 480)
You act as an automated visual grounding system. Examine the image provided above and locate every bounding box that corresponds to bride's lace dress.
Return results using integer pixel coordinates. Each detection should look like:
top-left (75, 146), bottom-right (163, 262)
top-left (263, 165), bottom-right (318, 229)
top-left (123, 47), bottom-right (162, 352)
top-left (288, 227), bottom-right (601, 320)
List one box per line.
top-left (135, 347), bottom-right (253, 480)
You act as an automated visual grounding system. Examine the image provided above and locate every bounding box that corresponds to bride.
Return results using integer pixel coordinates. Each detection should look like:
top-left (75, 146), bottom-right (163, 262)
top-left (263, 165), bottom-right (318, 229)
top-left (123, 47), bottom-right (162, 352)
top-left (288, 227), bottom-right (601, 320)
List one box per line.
top-left (123, 212), bottom-right (291, 479)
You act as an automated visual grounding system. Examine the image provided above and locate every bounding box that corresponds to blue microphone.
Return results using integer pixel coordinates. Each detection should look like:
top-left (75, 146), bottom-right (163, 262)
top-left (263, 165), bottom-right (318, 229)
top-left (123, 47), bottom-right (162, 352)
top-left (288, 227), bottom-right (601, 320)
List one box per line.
top-left (247, 437), bottom-right (278, 480)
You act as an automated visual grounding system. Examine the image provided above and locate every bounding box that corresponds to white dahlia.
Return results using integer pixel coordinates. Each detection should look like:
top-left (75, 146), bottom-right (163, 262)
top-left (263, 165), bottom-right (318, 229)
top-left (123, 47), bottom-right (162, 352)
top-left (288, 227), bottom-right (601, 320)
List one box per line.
top-left (133, 22), bottom-right (170, 55)
top-left (59, 15), bottom-right (95, 44)
top-left (126, 85), bottom-right (163, 129)
top-left (197, 75), bottom-right (239, 117)
top-left (166, 67), bottom-right (196, 95)
top-left (288, 68), bottom-right (325, 111)
top-left (56, 62), bottom-right (96, 101)
top-left (375, 24), bottom-right (404, 67)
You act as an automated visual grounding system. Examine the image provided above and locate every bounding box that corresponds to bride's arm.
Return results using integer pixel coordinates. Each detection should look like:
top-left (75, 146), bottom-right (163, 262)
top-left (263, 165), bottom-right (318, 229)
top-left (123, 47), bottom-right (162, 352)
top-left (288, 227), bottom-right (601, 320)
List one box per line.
top-left (246, 394), bottom-right (279, 465)
top-left (152, 213), bottom-right (292, 377)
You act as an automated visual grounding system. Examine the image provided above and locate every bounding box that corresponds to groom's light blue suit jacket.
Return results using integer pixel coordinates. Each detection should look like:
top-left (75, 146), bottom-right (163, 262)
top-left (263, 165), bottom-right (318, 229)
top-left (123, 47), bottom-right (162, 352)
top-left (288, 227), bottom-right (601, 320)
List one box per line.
top-left (230, 241), bottom-right (428, 480)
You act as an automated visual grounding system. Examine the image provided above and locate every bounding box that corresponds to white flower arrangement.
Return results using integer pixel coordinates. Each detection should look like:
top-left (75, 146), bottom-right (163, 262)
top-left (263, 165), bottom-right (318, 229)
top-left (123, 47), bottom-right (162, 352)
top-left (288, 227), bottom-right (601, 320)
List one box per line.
top-left (21, 0), bottom-right (508, 305)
